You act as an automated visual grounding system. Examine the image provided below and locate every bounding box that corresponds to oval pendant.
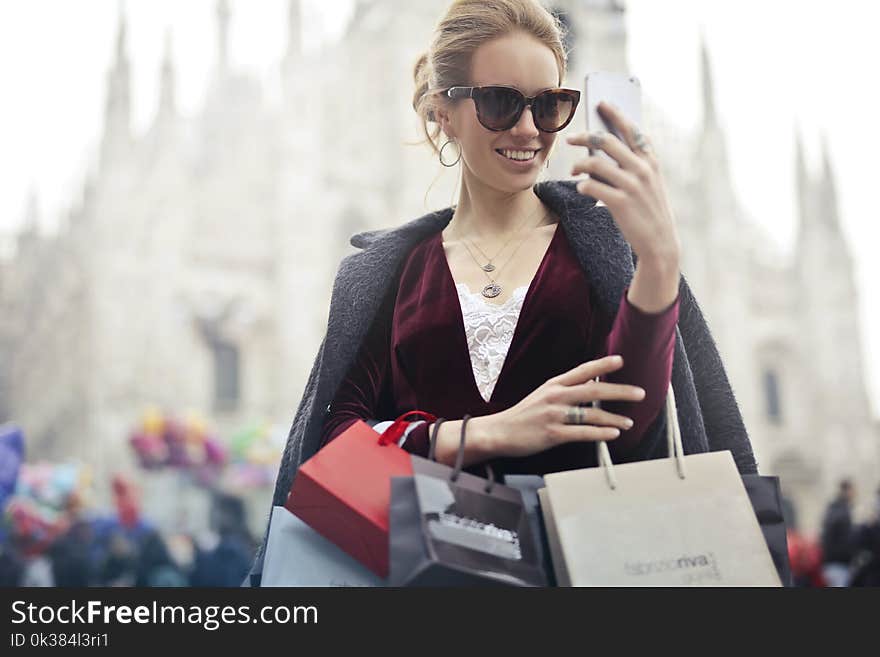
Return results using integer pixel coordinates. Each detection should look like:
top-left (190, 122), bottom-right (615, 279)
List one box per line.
top-left (482, 263), bottom-right (496, 272)
top-left (482, 283), bottom-right (502, 298)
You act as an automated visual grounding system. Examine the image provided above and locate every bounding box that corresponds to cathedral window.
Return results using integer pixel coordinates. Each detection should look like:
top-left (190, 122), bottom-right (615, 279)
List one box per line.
top-left (211, 338), bottom-right (240, 411)
top-left (763, 368), bottom-right (782, 424)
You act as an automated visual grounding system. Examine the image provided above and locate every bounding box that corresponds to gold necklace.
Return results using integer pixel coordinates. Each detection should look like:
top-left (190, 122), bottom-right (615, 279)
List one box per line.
top-left (452, 203), bottom-right (544, 273)
top-left (455, 210), bottom-right (549, 299)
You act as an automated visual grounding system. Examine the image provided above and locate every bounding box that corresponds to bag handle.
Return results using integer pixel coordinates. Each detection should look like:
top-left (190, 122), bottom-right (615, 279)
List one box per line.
top-left (427, 414), bottom-right (495, 494)
top-left (593, 377), bottom-right (686, 490)
top-left (428, 417), bottom-right (448, 462)
top-left (378, 410), bottom-right (438, 446)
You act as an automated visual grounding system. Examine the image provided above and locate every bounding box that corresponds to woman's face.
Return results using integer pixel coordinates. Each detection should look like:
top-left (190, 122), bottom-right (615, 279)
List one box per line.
top-left (438, 30), bottom-right (560, 193)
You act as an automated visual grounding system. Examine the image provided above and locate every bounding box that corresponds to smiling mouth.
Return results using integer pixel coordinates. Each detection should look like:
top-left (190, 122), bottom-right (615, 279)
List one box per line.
top-left (495, 148), bottom-right (540, 162)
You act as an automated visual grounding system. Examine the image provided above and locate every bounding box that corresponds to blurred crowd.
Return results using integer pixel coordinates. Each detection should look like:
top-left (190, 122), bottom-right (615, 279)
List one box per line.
top-left (786, 480), bottom-right (880, 587)
top-left (0, 418), bottom-right (280, 588)
top-left (0, 485), bottom-right (256, 588)
top-left (2, 419), bottom-right (879, 587)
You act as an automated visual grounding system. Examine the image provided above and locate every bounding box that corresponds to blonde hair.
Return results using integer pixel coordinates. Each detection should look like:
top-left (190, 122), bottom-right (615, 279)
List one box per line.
top-left (412, 0), bottom-right (570, 157)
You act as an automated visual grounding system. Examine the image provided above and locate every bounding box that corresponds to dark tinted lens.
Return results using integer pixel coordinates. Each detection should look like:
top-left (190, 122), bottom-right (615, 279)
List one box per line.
top-left (533, 90), bottom-right (578, 132)
top-left (475, 87), bottom-right (524, 130)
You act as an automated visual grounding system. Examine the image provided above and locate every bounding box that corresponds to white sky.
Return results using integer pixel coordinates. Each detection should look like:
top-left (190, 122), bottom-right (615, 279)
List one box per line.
top-left (1, 0), bottom-right (878, 418)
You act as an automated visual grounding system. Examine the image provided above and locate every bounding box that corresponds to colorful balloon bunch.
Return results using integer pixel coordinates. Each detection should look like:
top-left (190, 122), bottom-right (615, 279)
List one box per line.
top-left (223, 423), bottom-right (285, 489)
top-left (3, 462), bottom-right (92, 556)
top-left (128, 408), bottom-right (228, 476)
top-left (13, 462), bottom-right (92, 512)
top-left (4, 498), bottom-right (66, 556)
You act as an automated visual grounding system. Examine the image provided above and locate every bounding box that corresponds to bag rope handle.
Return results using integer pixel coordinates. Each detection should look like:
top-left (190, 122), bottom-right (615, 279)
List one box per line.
top-left (448, 414), bottom-right (496, 493)
top-left (594, 377), bottom-right (686, 490)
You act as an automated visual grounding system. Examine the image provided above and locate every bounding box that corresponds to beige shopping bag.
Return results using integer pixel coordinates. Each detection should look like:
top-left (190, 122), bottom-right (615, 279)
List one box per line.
top-left (541, 383), bottom-right (781, 587)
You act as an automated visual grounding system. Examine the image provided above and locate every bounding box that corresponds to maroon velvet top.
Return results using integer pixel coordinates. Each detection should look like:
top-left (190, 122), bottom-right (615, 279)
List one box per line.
top-left (320, 222), bottom-right (680, 477)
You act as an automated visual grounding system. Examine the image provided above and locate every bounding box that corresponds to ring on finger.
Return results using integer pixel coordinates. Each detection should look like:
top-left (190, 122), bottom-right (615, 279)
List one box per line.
top-left (564, 404), bottom-right (588, 425)
top-left (587, 133), bottom-right (605, 149)
top-left (632, 128), bottom-right (651, 154)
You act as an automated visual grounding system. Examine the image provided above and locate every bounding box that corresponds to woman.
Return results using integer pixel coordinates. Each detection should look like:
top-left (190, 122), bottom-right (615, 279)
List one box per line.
top-left (247, 0), bottom-right (757, 585)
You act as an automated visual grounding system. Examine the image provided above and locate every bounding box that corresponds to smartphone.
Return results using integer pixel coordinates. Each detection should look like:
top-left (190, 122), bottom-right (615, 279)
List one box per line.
top-left (584, 72), bottom-right (643, 185)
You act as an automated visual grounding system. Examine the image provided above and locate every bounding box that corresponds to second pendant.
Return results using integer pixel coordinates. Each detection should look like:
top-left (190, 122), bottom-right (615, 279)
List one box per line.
top-left (482, 283), bottom-right (502, 298)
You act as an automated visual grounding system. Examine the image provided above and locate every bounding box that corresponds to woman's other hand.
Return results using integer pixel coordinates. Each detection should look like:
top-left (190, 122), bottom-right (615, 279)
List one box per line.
top-left (432, 355), bottom-right (644, 466)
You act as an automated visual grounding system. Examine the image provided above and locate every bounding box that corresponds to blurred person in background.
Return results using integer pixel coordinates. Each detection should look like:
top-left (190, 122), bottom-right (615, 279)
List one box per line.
top-left (850, 485), bottom-right (880, 587)
top-left (97, 530), bottom-right (138, 587)
top-left (191, 492), bottom-right (255, 586)
top-left (49, 515), bottom-right (96, 587)
top-left (782, 494), bottom-right (824, 587)
top-left (47, 486), bottom-right (96, 586)
top-left (134, 529), bottom-right (188, 587)
top-left (165, 531), bottom-right (197, 577)
top-left (820, 479), bottom-right (857, 586)
top-left (0, 543), bottom-right (24, 586)
top-left (787, 529), bottom-right (825, 587)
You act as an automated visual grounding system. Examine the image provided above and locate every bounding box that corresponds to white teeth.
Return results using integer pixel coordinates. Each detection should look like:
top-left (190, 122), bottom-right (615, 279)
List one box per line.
top-left (500, 149), bottom-right (537, 161)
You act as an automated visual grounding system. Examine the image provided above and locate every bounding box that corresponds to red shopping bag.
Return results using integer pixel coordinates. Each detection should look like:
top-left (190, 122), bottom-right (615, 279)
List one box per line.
top-left (285, 410), bottom-right (437, 578)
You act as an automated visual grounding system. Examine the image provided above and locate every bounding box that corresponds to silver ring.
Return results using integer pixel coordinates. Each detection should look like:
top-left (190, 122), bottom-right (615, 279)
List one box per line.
top-left (632, 130), bottom-right (651, 154)
top-left (564, 404), bottom-right (588, 425)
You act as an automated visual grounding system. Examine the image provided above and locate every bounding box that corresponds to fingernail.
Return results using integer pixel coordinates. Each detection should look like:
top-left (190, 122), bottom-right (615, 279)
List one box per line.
top-left (635, 388), bottom-right (646, 398)
top-left (611, 355), bottom-right (623, 363)
top-left (624, 418), bottom-right (633, 429)
top-left (611, 428), bottom-right (621, 437)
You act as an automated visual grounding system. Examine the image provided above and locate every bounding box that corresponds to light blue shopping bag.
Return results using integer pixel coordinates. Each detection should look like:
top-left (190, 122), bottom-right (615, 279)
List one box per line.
top-left (260, 506), bottom-right (387, 587)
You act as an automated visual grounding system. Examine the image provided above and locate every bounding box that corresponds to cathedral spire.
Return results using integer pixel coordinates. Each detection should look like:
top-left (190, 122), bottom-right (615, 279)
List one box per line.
top-left (794, 125), bottom-right (817, 257)
top-left (216, 0), bottom-right (230, 75)
top-left (694, 34), bottom-right (733, 213)
top-left (17, 188), bottom-right (40, 252)
top-left (819, 132), bottom-right (841, 230)
top-left (699, 31), bottom-right (716, 128)
top-left (287, 0), bottom-right (302, 57)
top-left (23, 188), bottom-right (40, 233)
top-left (158, 29), bottom-right (177, 120)
top-left (794, 126), bottom-right (810, 221)
top-left (113, 0), bottom-right (127, 60)
top-left (101, 1), bottom-right (132, 167)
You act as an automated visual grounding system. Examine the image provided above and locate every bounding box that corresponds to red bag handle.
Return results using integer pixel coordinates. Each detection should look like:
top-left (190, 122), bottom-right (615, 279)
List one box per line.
top-left (377, 410), bottom-right (438, 446)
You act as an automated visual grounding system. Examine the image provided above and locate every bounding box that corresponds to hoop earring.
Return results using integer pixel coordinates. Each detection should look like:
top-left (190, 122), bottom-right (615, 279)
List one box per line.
top-left (439, 139), bottom-right (462, 167)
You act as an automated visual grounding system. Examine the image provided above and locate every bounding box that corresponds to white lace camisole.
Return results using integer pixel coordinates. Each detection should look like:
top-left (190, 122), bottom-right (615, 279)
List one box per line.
top-left (454, 282), bottom-right (529, 403)
top-left (372, 281), bottom-right (528, 443)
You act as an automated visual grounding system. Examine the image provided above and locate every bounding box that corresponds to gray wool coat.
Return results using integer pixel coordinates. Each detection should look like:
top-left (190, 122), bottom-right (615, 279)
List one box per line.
top-left (244, 178), bottom-right (758, 585)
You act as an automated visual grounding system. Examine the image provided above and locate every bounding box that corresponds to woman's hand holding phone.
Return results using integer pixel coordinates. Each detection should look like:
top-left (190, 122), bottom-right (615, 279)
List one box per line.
top-left (566, 102), bottom-right (682, 313)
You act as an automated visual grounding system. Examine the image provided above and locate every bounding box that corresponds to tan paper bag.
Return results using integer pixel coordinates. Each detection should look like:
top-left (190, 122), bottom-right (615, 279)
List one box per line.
top-left (541, 384), bottom-right (781, 587)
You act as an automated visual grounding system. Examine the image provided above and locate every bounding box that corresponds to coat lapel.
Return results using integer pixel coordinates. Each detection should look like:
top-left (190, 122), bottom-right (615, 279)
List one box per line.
top-left (298, 206), bottom-right (455, 464)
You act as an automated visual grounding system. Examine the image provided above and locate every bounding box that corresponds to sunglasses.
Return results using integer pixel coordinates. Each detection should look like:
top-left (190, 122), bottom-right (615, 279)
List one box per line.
top-left (444, 85), bottom-right (581, 133)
